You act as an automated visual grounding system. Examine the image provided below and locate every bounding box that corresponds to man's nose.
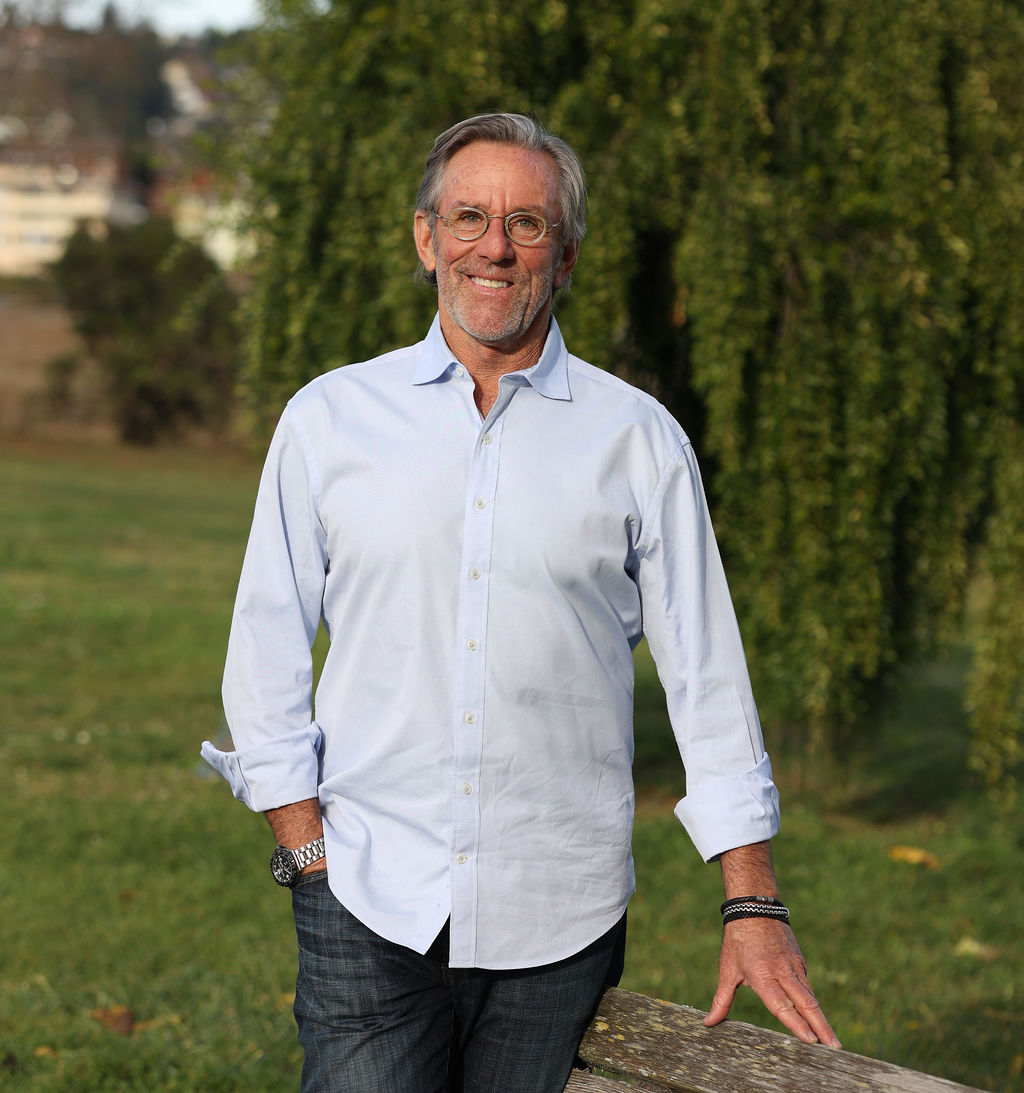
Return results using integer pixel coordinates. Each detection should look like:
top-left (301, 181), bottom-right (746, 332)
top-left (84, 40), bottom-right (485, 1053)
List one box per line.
top-left (476, 216), bottom-right (515, 262)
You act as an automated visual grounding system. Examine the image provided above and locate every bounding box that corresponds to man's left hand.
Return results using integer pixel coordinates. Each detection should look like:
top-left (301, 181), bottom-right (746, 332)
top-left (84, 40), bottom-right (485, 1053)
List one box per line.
top-left (703, 917), bottom-right (842, 1048)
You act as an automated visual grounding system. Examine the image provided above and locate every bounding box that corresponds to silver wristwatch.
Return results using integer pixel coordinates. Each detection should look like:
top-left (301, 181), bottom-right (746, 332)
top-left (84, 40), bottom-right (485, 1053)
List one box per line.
top-left (270, 837), bottom-right (326, 887)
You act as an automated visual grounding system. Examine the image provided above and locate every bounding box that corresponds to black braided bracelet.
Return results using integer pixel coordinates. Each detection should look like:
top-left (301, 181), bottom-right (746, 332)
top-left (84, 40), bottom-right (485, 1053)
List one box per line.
top-left (720, 895), bottom-right (790, 926)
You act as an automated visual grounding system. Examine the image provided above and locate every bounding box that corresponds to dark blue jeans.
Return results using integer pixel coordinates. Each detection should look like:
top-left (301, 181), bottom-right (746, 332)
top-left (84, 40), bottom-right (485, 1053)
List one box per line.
top-left (291, 872), bottom-right (625, 1092)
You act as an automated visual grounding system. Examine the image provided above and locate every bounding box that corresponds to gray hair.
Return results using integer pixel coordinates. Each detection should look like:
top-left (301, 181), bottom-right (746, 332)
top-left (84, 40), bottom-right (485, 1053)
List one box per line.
top-left (415, 113), bottom-right (587, 290)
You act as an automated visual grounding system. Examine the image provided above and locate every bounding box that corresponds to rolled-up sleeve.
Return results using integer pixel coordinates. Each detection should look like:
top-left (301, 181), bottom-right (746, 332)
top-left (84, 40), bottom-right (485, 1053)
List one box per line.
top-left (200, 725), bottom-right (323, 811)
top-left (674, 752), bottom-right (779, 862)
top-left (637, 440), bottom-right (780, 862)
top-left (201, 406), bottom-right (329, 812)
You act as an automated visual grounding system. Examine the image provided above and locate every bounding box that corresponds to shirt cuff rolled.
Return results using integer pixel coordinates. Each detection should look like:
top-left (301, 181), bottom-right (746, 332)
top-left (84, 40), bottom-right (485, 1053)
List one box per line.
top-left (673, 752), bottom-right (781, 863)
top-left (200, 723), bottom-right (322, 812)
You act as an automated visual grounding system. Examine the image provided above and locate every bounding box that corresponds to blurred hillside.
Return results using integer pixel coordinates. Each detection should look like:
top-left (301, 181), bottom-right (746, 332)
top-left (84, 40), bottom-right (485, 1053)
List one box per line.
top-left (1, 7), bottom-right (172, 142)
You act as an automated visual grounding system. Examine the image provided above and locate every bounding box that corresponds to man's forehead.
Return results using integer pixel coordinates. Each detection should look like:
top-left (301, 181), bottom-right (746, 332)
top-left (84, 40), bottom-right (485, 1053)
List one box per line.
top-left (440, 141), bottom-right (560, 210)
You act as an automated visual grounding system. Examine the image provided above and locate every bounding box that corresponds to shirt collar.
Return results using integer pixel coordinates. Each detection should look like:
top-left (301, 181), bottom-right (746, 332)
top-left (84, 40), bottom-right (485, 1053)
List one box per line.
top-left (412, 313), bottom-right (572, 402)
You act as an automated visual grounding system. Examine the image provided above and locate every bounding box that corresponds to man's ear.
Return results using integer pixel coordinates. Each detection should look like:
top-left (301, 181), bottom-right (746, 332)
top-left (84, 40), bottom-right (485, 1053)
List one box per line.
top-left (554, 239), bottom-right (579, 289)
top-left (414, 211), bottom-right (437, 273)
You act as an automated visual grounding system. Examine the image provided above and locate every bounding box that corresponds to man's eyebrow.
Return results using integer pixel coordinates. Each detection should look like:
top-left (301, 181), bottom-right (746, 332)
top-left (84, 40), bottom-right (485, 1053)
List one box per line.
top-left (447, 199), bottom-right (551, 214)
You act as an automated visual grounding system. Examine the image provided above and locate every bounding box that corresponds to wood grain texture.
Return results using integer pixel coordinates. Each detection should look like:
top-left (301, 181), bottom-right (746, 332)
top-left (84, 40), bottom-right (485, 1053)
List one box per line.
top-left (569, 988), bottom-right (985, 1093)
top-left (564, 1071), bottom-right (634, 1093)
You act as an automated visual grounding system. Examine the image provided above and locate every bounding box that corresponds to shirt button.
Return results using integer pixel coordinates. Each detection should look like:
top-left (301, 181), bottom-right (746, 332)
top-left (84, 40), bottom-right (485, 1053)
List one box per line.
top-left (461, 783), bottom-right (473, 795)
top-left (456, 853), bottom-right (469, 864)
top-left (469, 567), bottom-right (481, 580)
top-left (455, 365), bottom-right (466, 377)
top-left (466, 638), bottom-right (478, 651)
top-left (463, 711), bottom-right (476, 724)
top-left (474, 497), bottom-right (486, 510)
top-left (482, 433), bottom-right (494, 445)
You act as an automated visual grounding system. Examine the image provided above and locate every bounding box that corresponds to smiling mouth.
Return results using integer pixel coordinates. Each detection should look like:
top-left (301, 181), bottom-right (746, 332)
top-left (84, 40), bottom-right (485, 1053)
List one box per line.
top-left (469, 275), bottom-right (511, 289)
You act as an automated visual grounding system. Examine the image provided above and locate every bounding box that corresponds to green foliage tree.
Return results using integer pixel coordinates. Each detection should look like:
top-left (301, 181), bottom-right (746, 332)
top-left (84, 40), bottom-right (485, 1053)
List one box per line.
top-left (224, 0), bottom-right (1023, 788)
top-left (51, 218), bottom-right (240, 444)
top-left (948, 4), bottom-right (1024, 800)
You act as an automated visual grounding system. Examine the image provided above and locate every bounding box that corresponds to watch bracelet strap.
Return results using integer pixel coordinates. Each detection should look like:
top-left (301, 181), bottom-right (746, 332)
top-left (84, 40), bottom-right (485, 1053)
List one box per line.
top-left (292, 837), bottom-right (326, 869)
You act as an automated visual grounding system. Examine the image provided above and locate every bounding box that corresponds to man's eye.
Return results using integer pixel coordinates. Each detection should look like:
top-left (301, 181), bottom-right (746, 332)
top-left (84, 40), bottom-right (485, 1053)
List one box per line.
top-left (453, 209), bottom-right (484, 225)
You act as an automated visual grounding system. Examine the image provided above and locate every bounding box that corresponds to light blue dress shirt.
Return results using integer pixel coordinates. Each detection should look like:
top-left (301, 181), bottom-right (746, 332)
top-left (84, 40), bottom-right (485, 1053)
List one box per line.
top-left (202, 314), bottom-right (779, 970)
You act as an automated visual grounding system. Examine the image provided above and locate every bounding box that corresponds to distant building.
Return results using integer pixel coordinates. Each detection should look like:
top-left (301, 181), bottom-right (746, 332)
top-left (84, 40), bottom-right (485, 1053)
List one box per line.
top-left (149, 164), bottom-right (251, 271)
top-left (160, 57), bottom-right (213, 132)
top-left (150, 54), bottom-right (253, 270)
top-left (0, 136), bottom-right (143, 277)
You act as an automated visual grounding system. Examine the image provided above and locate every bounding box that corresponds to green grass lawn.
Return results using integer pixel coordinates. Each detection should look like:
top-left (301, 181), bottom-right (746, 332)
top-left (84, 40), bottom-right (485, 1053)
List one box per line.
top-left (1, 437), bottom-right (1020, 1092)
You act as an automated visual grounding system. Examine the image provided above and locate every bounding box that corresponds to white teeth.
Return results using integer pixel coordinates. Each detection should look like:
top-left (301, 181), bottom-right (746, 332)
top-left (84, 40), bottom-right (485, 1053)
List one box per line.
top-left (470, 276), bottom-right (509, 289)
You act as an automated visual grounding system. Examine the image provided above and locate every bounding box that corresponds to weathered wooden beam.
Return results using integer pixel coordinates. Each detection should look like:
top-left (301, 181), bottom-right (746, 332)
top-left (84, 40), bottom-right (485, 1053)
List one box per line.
top-left (570, 988), bottom-right (985, 1093)
top-left (564, 1072), bottom-right (634, 1093)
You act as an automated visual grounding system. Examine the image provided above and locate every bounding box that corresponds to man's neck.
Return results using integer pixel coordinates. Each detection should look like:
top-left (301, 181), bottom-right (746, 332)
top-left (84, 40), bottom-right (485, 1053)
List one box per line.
top-left (438, 310), bottom-right (551, 417)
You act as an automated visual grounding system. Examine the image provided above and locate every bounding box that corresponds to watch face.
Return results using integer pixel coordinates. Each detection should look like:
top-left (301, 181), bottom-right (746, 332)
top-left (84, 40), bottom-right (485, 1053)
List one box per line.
top-left (270, 846), bottom-right (298, 886)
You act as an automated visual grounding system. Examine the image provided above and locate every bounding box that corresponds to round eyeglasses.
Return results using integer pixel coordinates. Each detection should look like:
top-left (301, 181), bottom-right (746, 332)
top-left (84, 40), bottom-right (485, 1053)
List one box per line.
top-left (434, 206), bottom-right (560, 247)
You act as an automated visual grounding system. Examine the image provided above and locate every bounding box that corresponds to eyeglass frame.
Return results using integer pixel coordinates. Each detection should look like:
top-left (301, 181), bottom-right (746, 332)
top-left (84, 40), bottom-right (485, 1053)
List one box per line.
top-left (432, 205), bottom-right (562, 247)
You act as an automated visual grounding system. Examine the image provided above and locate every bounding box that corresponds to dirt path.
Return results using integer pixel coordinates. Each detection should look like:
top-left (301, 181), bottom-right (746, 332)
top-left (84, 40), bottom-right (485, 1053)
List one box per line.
top-left (0, 291), bottom-right (85, 432)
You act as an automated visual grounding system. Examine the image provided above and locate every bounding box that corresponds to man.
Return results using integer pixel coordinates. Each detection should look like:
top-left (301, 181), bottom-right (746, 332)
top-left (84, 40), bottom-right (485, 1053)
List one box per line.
top-left (202, 112), bottom-right (840, 1092)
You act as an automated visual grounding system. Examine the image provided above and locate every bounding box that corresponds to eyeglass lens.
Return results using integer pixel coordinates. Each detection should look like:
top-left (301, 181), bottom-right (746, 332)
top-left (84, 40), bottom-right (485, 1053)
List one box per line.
top-left (444, 207), bottom-right (548, 245)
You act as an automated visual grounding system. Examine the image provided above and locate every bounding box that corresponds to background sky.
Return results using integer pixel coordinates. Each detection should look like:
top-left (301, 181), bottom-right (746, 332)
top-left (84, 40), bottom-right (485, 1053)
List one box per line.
top-left (64, 0), bottom-right (260, 37)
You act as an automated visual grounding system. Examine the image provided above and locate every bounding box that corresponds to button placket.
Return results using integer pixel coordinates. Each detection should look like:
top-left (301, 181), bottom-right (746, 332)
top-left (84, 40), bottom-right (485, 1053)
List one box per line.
top-left (448, 410), bottom-right (506, 966)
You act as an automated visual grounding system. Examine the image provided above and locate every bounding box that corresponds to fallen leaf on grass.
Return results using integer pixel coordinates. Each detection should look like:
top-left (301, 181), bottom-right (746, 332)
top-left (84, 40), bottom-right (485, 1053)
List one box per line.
top-left (953, 936), bottom-right (999, 961)
top-left (887, 845), bottom-right (940, 869)
top-left (33, 1046), bottom-right (57, 1057)
top-left (134, 1013), bottom-right (183, 1032)
top-left (90, 1004), bottom-right (135, 1035)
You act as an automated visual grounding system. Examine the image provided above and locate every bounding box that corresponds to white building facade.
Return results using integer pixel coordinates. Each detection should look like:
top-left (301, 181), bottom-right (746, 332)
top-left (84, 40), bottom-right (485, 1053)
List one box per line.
top-left (0, 148), bottom-right (120, 277)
